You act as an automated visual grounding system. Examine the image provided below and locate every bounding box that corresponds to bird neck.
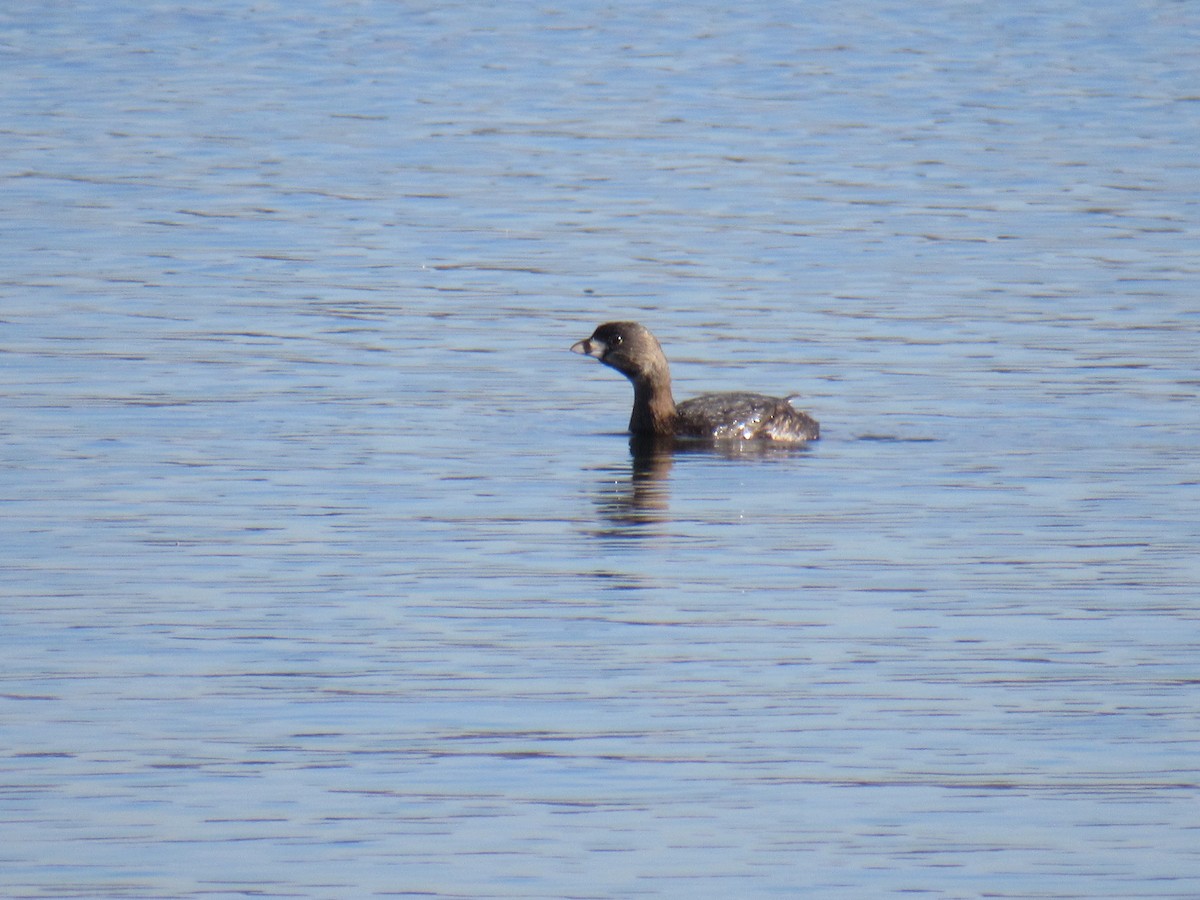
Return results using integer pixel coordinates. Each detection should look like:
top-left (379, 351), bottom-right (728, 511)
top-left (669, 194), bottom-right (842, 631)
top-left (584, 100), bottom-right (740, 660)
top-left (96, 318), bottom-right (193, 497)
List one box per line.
top-left (629, 374), bottom-right (677, 435)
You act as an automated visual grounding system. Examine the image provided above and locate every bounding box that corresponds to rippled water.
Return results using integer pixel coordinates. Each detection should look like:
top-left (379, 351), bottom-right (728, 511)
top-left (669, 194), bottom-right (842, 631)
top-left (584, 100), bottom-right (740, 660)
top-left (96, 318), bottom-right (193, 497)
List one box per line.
top-left (3, 1), bottom-right (1199, 898)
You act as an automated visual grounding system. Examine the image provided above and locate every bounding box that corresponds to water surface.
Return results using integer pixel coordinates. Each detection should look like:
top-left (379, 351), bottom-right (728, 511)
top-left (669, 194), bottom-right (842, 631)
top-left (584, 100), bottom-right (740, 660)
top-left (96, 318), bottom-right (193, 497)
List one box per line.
top-left (2, 1), bottom-right (1199, 897)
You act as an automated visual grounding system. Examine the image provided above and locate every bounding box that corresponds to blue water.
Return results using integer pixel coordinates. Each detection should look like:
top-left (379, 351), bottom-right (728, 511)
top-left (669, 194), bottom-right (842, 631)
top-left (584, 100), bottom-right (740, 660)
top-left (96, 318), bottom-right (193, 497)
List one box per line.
top-left (3, 1), bottom-right (1199, 897)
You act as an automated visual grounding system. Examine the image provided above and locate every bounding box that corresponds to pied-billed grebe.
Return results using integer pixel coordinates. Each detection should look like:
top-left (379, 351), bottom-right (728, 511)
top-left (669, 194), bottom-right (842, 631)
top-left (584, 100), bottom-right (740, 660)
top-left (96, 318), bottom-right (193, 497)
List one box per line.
top-left (571, 321), bottom-right (819, 443)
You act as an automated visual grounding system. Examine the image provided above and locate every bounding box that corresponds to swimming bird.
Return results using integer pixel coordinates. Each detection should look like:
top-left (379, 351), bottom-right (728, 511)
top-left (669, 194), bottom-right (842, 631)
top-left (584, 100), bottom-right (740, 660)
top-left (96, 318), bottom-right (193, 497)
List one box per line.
top-left (571, 321), bottom-right (819, 443)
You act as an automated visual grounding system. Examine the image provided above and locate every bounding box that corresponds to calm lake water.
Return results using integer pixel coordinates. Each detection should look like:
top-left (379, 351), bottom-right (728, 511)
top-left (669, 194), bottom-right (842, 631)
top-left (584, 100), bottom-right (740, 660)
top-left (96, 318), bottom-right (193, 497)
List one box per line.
top-left (3, 1), bottom-right (1199, 897)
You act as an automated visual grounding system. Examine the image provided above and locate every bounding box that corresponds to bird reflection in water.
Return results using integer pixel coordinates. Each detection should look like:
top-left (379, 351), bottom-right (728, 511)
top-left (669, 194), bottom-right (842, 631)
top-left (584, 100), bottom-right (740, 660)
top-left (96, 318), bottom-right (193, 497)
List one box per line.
top-left (590, 436), bottom-right (675, 534)
top-left (590, 435), bottom-right (811, 537)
